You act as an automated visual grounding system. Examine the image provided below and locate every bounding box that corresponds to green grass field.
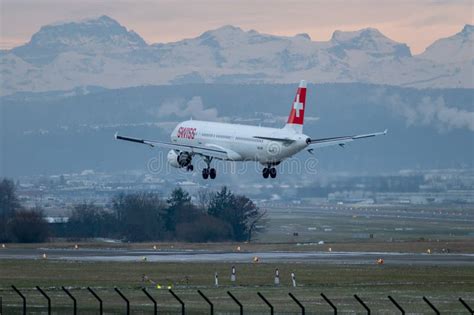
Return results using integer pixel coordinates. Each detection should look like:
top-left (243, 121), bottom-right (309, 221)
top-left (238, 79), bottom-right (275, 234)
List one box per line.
top-left (259, 204), bottom-right (474, 244)
top-left (1, 259), bottom-right (473, 314)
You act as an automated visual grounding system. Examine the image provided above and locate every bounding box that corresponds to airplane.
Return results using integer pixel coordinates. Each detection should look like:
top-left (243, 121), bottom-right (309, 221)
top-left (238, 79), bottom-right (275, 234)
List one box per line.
top-left (115, 80), bottom-right (387, 179)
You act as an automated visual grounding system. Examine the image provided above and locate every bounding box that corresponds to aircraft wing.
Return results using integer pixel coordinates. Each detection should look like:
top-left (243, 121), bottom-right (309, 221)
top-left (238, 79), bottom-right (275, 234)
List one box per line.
top-left (309, 129), bottom-right (387, 148)
top-left (115, 133), bottom-right (229, 160)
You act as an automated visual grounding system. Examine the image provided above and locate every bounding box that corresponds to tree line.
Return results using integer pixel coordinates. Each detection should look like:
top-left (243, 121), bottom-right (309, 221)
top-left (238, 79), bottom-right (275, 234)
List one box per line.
top-left (0, 179), bottom-right (49, 242)
top-left (0, 178), bottom-right (266, 243)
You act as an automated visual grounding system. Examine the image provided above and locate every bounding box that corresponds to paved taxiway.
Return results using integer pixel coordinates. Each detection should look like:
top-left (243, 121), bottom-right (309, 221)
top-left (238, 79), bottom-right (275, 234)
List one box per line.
top-left (1, 248), bottom-right (473, 265)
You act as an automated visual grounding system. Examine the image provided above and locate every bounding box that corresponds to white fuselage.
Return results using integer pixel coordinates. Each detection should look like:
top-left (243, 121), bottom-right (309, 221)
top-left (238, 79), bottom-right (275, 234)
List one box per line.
top-left (171, 120), bottom-right (310, 164)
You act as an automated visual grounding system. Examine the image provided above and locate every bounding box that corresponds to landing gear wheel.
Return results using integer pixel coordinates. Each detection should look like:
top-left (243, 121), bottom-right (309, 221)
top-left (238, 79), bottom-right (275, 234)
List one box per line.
top-left (202, 156), bottom-right (214, 180)
top-left (263, 168), bottom-right (270, 178)
top-left (209, 168), bottom-right (217, 179)
top-left (187, 165), bottom-right (194, 172)
top-left (270, 167), bottom-right (277, 178)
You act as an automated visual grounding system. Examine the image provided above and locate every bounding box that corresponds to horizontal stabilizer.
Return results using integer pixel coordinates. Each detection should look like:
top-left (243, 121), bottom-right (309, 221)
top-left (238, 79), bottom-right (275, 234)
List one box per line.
top-left (309, 130), bottom-right (388, 148)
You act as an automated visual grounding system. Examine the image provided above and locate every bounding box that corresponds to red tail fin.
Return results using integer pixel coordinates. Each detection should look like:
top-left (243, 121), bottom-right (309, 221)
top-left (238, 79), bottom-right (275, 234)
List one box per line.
top-left (285, 80), bottom-right (307, 133)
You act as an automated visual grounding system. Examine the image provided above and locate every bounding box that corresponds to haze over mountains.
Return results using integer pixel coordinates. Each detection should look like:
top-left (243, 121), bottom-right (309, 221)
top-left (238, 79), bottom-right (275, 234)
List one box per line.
top-left (0, 16), bottom-right (473, 178)
top-left (2, 83), bottom-right (473, 177)
top-left (1, 15), bottom-right (473, 95)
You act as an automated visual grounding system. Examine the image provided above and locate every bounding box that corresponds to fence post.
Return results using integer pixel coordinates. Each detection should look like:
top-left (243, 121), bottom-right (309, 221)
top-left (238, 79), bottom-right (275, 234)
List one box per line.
top-left (291, 272), bottom-right (297, 287)
top-left (198, 290), bottom-right (214, 315)
top-left (169, 289), bottom-right (185, 315)
top-left (321, 293), bottom-right (337, 315)
top-left (354, 294), bottom-right (370, 315)
top-left (227, 291), bottom-right (243, 315)
top-left (62, 287), bottom-right (77, 315)
top-left (423, 296), bottom-right (440, 315)
top-left (114, 288), bottom-right (130, 315)
top-left (142, 288), bottom-right (157, 315)
top-left (388, 296), bottom-right (405, 314)
top-left (214, 272), bottom-right (219, 287)
top-left (11, 285), bottom-right (26, 315)
top-left (288, 292), bottom-right (305, 315)
top-left (257, 292), bottom-right (274, 315)
top-left (459, 298), bottom-right (473, 314)
top-left (231, 265), bottom-right (236, 283)
top-left (36, 286), bottom-right (51, 315)
top-left (87, 287), bottom-right (103, 315)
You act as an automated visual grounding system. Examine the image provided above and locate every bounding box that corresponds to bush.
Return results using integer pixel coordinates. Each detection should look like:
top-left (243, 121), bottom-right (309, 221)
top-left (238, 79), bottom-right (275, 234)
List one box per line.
top-left (0, 178), bottom-right (21, 242)
top-left (113, 192), bottom-right (166, 242)
top-left (207, 187), bottom-right (265, 241)
top-left (67, 203), bottom-right (117, 238)
top-left (175, 214), bottom-right (233, 242)
top-left (8, 209), bottom-right (49, 243)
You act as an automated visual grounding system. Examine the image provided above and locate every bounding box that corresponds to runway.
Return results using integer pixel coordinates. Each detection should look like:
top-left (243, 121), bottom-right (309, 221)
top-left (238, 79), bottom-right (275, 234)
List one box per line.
top-left (1, 248), bottom-right (473, 265)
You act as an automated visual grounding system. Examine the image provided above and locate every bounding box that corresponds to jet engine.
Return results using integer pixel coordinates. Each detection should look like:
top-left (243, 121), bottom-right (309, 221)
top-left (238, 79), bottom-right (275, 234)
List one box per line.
top-left (167, 150), bottom-right (180, 168)
top-left (167, 150), bottom-right (192, 168)
top-left (177, 152), bottom-right (192, 167)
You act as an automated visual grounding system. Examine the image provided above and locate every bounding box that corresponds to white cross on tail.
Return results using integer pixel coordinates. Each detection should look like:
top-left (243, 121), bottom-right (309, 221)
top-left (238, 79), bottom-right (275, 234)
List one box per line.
top-left (293, 94), bottom-right (303, 118)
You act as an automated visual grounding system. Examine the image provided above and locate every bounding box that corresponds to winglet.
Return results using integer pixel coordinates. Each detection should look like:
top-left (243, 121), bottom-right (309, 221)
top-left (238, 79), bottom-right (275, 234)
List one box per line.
top-left (383, 129), bottom-right (388, 135)
top-left (114, 132), bottom-right (119, 139)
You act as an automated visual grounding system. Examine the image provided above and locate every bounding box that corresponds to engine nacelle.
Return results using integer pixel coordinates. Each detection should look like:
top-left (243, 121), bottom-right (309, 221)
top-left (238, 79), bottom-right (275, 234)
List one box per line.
top-left (167, 150), bottom-right (192, 168)
top-left (167, 150), bottom-right (180, 168)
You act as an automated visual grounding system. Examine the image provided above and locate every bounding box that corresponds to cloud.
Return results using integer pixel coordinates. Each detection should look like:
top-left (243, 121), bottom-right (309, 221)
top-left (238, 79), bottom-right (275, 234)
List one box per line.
top-left (156, 96), bottom-right (220, 121)
top-left (374, 90), bottom-right (474, 131)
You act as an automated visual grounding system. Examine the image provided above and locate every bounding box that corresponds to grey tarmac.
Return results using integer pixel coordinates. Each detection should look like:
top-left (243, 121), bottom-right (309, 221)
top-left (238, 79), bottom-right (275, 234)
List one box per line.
top-left (1, 247), bottom-right (473, 265)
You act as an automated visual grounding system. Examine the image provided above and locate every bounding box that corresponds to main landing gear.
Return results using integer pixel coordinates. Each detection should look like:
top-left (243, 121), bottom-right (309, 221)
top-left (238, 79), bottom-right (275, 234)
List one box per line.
top-left (202, 167), bottom-right (216, 180)
top-left (262, 167), bottom-right (277, 179)
top-left (202, 156), bottom-right (216, 180)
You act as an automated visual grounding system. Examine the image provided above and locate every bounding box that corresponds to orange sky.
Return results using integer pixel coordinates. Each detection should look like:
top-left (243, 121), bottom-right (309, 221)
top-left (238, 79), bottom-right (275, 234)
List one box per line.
top-left (1, 0), bottom-right (473, 54)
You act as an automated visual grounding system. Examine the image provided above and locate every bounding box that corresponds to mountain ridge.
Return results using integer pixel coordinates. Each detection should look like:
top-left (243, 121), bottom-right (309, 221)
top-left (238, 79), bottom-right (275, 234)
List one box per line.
top-left (0, 16), bottom-right (472, 95)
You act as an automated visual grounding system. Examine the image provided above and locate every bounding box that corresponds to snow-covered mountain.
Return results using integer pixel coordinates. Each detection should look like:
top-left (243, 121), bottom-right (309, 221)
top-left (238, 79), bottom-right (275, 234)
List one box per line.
top-left (0, 16), bottom-right (472, 95)
top-left (420, 24), bottom-right (473, 64)
top-left (10, 16), bottom-right (146, 65)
